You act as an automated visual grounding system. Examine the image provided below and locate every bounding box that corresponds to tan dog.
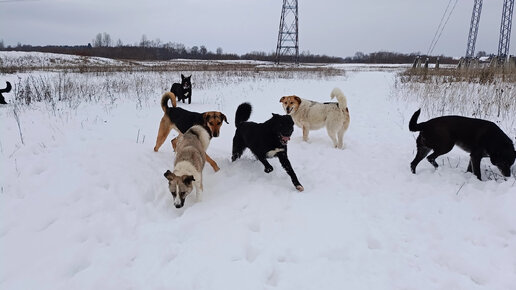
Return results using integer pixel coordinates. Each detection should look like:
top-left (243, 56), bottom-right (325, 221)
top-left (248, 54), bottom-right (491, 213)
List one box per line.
top-left (280, 88), bottom-right (350, 148)
top-left (154, 92), bottom-right (227, 171)
top-left (164, 125), bottom-right (212, 208)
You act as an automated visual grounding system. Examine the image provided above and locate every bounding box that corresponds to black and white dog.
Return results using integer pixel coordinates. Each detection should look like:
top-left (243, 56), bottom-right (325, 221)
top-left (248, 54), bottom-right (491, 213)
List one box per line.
top-left (231, 103), bottom-right (304, 191)
top-left (170, 74), bottom-right (192, 104)
top-left (409, 109), bottom-right (516, 180)
top-left (0, 81), bottom-right (11, 105)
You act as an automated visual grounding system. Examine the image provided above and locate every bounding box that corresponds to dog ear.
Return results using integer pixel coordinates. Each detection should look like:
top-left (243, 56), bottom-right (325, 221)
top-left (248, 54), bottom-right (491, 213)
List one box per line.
top-left (203, 113), bottom-right (211, 124)
top-left (164, 170), bottom-right (175, 180)
top-left (181, 74), bottom-right (185, 79)
top-left (272, 113), bottom-right (279, 117)
top-left (221, 113), bottom-right (229, 124)
top-left (280, 96), bottom-right (286, 103)
top-left (294, 96), bottom-right (301, 104)
top-left (182, 175), bottom-right (195, 185)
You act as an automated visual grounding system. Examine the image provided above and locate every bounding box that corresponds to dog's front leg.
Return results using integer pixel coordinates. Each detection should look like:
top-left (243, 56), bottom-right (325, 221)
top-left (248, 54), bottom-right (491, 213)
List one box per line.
top-left (195, 181), bottom-right (203, 201)
top-left (258, 157), bottom-right (274, 173)
top-left (302, 126), bottom-right (309, 141)
top-left (276, 152), bottom-right (304, 192)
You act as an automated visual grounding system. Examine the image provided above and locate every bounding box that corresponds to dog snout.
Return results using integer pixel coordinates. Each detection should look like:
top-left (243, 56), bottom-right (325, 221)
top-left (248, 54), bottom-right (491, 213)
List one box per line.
top-left (174, 199), bottom-right (184, 208)
top-left (173, 196), bottom-right (185, 208)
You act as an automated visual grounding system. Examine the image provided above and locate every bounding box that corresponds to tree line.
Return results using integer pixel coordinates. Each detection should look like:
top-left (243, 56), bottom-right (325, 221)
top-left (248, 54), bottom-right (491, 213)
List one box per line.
top-left (0, 33), bottom-right (462, 64)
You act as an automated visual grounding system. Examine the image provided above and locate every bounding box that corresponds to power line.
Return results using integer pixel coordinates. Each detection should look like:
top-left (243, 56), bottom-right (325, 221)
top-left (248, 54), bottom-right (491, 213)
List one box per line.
top-left (427, 0), bottom-right (458, 55)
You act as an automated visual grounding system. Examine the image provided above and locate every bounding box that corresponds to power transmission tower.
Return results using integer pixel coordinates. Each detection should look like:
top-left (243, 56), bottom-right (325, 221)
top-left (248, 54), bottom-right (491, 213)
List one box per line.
top-left (497, 0), bottom-right (514, 62)
top-left (465, 0), bottom-right (483, 59)
top-left (275, 0), bottom-right (299, 64)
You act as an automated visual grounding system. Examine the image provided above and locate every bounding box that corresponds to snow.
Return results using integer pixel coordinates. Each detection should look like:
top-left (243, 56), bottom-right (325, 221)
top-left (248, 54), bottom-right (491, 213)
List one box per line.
top-left (0, 51), bottom-right (125, 68)
top-left (1, 60), bottom-right (516, 290)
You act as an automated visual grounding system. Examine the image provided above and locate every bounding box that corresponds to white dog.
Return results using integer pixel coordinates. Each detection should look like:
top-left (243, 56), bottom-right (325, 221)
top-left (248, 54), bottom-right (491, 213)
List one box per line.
top-left (280, 88), bottom-right (350, 148)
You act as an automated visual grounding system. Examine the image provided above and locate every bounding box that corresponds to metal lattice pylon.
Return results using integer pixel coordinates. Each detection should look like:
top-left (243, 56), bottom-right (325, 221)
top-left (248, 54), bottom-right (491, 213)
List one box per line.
top-left (497, 0), bottom-right (514, 61)
top-left (275, 0), bottom-right (299, 64)
top-left (465, 0), bottom-right (483, 59)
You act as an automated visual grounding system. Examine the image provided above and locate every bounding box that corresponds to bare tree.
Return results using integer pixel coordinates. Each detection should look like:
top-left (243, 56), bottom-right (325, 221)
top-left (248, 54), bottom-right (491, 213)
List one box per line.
top-left (200, 45), bottom-right (208, 55)
top-left (102, 32), bottom-right (112, 47)
top-left (152, 38), bottom-right (162, 48)
top-left (191, 46), bottom-right (199, 55)
top-left (93, 33), bottom-right (103, 47)
top-left (139, 34), bottom-right (150, 47)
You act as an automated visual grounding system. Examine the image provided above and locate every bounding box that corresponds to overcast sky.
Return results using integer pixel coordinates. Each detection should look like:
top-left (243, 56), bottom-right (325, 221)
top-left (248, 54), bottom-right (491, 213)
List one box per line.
top-left (0, 0), bottom-right (514, 58)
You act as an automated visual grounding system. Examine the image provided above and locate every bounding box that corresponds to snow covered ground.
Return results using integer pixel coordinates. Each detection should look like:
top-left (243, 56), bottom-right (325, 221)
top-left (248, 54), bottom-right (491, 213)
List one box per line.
top-left (1, 61), bottom-right (516, 290)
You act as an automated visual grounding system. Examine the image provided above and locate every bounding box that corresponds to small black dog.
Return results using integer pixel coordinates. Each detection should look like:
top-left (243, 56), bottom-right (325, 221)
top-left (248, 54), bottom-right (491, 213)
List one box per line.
top-left (409, 109), bottom-right (516, 180)
top-left (0, 81), bottom-right (11, 105)
top-left (232, 103), bottom-right (303, 191)
top-left (170, 74), bottom-right (192, 104)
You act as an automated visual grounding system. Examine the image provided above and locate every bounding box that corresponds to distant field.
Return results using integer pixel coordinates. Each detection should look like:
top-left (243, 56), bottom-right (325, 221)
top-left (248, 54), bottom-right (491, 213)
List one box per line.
top-left (0, 51), bottom-right (346, 75)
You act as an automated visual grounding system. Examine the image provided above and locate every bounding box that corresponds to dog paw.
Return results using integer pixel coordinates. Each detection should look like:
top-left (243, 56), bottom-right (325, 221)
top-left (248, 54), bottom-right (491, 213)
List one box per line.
top-left (213, 166), bottom-right (220, 172)
top-left (296, 185), bottom-right (304, 192)
top-left (264, 167), bottom-right (273, 173)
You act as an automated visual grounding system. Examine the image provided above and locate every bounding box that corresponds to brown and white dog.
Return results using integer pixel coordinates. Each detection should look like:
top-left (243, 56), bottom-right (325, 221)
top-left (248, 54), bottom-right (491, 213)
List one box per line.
top-left (164, 125), bottom-right (212, 208)
top-left (280, 88), bottom-right (350, 148)
top-left (154, 92), bottom-right (228, 171)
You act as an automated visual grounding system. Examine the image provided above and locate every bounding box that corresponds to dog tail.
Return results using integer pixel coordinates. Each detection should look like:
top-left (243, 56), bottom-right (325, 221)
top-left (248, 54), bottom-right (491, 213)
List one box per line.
top-left (235, 102), bottom-right (252, 127)
top-left (0, 81), bottom-right (11, 94)
top-left (409, 109), bottom-right (423, 132)
top-left (330, 87), bottom-right (348, 110)
top-left (160, 92), bottom-right (177, 112)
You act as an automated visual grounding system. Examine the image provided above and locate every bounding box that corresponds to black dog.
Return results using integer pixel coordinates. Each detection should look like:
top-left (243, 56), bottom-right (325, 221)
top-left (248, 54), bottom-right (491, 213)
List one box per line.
top-left (409, 109), bottom-right (516, 180)
top-left (170, 74), bottom-right (192, 104)
top-left (0, 81), bottom-right (11, 104)
top-left (231, 103), bottom-right (303, 191)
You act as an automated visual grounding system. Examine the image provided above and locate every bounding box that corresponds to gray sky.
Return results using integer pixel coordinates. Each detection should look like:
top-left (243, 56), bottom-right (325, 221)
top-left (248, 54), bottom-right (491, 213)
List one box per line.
top-left (0, 0), bottom-right (514, 58)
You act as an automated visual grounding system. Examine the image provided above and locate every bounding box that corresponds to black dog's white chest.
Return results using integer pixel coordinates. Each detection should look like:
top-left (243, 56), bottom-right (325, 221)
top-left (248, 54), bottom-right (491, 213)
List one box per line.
top-left (266, 148), bottom-right (285, 158)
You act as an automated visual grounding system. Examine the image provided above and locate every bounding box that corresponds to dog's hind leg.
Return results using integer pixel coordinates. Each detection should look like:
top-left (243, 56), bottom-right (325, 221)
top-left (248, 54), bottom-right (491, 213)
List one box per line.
top-left (410, 135), bottom-right (431, 173)
top-left (467, 159), bottom-right (473, 173)
top-left (336, 123), bottom-right (348, 149)
top-left (205, 153), bottom-right (220, 172)
top-left (0, 94), bottom-right (7, 105)
top-left (326, 123), bottom-right (339, 148)
top-left (154, 116), bottom-right (173, 152)
top-left (426, 147), bottom-right (453, 169)
top-left (231, 134), bottom-right (246, 162)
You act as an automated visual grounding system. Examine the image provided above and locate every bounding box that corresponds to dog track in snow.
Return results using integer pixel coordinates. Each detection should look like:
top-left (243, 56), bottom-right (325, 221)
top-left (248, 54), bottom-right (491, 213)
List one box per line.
top-left (245, 244), bottom-right (260, 263)
top-left (266, 268), bottom-right (280, 287)
top-left (67, 258), bottom-right (91, 278)
top-left (246, 221), bottom-right (261, 233)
